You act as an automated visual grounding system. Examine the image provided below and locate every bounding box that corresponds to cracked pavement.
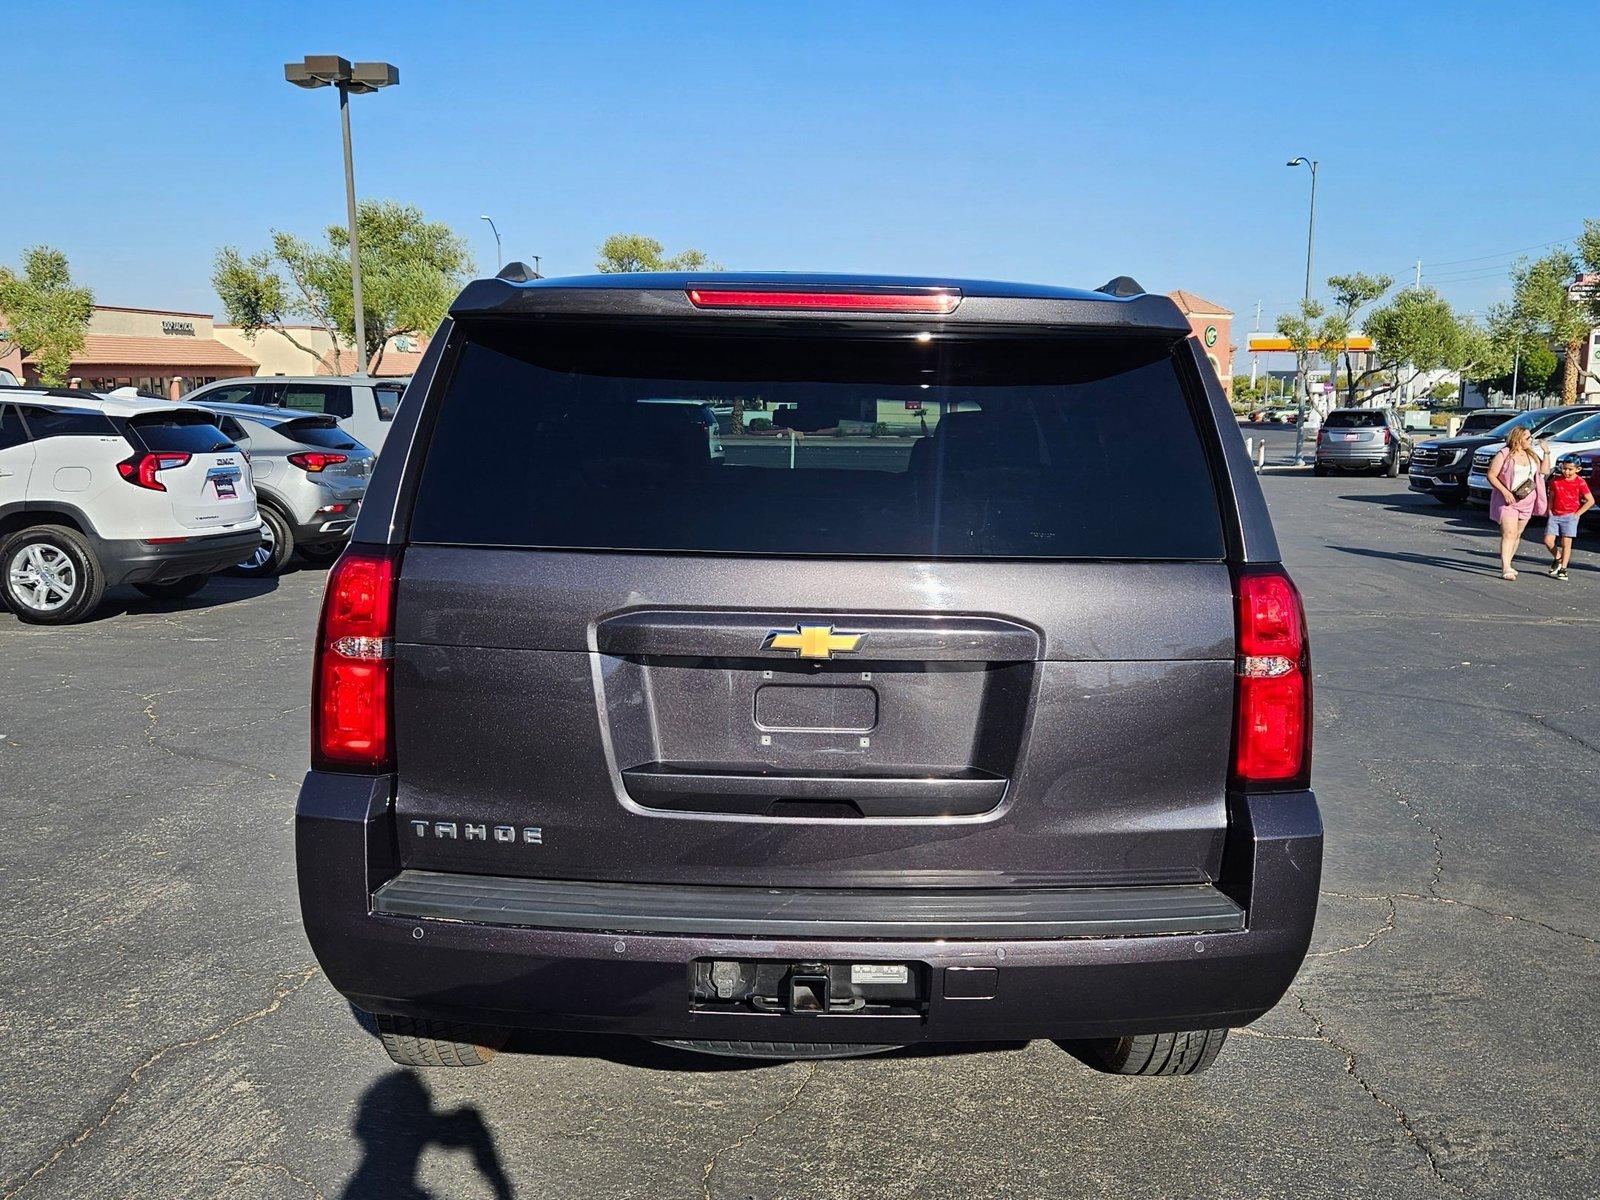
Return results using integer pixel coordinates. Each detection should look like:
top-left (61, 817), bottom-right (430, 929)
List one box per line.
top-left (1, 439), bottom-right (1596, 1198)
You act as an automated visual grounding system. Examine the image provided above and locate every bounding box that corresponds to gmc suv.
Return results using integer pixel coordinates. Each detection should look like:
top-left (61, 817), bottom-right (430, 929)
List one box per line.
top-left (296, 270), bottom-right (1322, 1077)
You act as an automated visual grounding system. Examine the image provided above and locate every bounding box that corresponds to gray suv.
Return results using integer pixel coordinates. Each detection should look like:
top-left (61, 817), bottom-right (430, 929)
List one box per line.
top-left (198, 404), bottom-right (373, 575)
top-left (296, 270), bottom-right (1321, 1076)
top-left (1314, 406), bottom-right (1413, 475)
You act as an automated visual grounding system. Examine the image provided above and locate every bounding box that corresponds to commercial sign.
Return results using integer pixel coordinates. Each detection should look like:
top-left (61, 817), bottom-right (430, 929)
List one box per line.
top-left (161, 320), bottom-right (196, 336)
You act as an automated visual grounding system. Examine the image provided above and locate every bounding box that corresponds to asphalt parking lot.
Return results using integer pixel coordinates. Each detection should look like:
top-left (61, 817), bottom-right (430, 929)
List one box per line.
top-left (3, 435), bottom-right (1597, 1200)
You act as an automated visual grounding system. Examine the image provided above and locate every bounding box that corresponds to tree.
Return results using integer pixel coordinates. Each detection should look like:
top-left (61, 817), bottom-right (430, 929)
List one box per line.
top-left (1358, 286), bottom-right (1499, 404)
top-left (214, 200), bottom-right (472, 374)
top-left (0, 246), bottom-right (94, 386)
top-left (1426, 380), bottom-right (1458, 402)
top-left (595, 233), bottom-right (720, 273)
top-left (1275, 299), bottom-right (1327, 418)
top-left (1493, 247), bottom-right (1589, 404)
top-left (1474, 339), bottom-right (1559, 400)
top-left (1319, 273), bottom-right (1393, 406)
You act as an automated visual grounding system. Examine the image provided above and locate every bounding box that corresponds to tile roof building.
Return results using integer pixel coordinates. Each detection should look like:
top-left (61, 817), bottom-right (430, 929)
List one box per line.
top-left (1168, 291), bottom-right (1235, 397)
top-left (10, 306), bottom-right (258, 397)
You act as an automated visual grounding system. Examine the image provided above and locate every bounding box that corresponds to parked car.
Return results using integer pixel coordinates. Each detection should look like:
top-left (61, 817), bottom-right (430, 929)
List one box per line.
top-left (1410, 406), bottom-right (1600, 506)
top-left (1455, 408), bottom-right (1518, 435)
top-left (1313, 407), bottom-right (1413, 475)
top-left (182, 402), bottom-right (374, 575)
top-left (0, 386), bottom-right (261, 623)
top-left (182, 375), bottom-right (406, 453)
top-left (1468, 410), bottom-right (1600, 504)
top-left (296, 269), bottom-right (1321, 1077)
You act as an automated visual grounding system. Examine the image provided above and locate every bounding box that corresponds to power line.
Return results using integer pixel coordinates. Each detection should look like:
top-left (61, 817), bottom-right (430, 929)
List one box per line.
top-left (1423, 235), bottom-right (1576, 269)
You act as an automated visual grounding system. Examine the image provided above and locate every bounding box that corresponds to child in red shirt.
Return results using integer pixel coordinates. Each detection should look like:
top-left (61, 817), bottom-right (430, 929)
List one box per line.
top-left (1544, 457), bottom-right (1595, 580)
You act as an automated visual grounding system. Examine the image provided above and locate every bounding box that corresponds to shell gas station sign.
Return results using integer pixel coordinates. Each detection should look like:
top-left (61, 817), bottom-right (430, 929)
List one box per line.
top-left (1247, 335), bottom-right (1374, 353)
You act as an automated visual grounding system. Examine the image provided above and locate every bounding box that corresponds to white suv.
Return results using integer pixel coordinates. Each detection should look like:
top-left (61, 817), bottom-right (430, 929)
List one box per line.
top-left (0, 387), bottom-right (262, 624)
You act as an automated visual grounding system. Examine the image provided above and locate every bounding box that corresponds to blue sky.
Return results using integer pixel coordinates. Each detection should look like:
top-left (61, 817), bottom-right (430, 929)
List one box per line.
top-left (2, 0), bottom-right (1592, 342)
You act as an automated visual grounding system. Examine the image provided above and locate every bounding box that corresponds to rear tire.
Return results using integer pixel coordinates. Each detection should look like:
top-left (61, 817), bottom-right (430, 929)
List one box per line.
top-left (1069, 1028), bottom-right (1229, 1076)
top-left (133, 574), bottom-right (208, 601)
top-left (233, 507), bottom-right (293, 577)
top-left (1384, 450), bottom-right (1401, 477)
top-left (1312, 463), bottom-right (1329, 476)
top-left (373, 1014), bottom-right (506, 1067)
top-left (0, 524), bottom-right (106, 625)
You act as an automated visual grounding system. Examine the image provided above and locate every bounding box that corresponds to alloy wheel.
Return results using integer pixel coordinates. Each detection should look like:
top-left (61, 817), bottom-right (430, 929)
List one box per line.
top-left (7, 543), bottom-right (78, 613)
top-left (242, 519), bottom-right (276, 570)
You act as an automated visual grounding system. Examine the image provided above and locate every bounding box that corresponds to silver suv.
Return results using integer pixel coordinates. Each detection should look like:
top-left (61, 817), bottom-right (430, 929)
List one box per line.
top-left (1314, 406), bottom-right (1413, 476)
top-left (183, 376), bottom-right (405, 453)
top-left (195, 403), bottom-right (373, 575)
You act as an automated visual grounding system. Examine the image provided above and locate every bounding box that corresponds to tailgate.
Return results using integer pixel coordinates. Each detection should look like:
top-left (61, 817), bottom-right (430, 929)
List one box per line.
top-left (389, 318), bottom-right (1237, 891)
top-left (126, 411), bottom-right (256, 531)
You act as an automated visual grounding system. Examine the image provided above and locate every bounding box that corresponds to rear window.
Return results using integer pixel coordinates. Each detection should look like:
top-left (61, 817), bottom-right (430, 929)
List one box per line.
top-left (278, 418), bottom-right (358, 450)
top-left (1324, 410), bottom-right (1385, 428)
top-left (1460, 411), bottom-right (1512, 434)
top-left (278, 383), bottom-right (354, 419)
top-left (128, 411), bottom-right (233, 453)
top-left (409, 325), bottom-right (1225, 560)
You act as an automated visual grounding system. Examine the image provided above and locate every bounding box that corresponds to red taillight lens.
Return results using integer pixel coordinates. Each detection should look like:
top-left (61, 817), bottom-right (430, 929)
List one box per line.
top-left (1232, 567), bottom-right (1310, 788)
top-left (116, 451), bottom-right (192, 491)
top-left (1382, 428), bottom-right (1393, 445)
top-left (289, 451), bottom-right (349, 473)
top-left (313, 547), bottom-right (398, 771)
top-left (686, 287), bottom-right (961, 314)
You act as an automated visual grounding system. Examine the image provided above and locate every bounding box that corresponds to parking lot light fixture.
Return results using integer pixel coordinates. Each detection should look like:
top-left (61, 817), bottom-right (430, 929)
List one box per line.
top-left (1286, 155), bottom-right (1319, 463)
top-left (283, 55), bottom-right (400, 376)
top-left (480, 215), bottom-right (502, 270)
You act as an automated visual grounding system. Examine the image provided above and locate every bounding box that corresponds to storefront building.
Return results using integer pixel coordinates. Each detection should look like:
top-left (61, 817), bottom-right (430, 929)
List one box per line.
top-left (213, 324), bottom-right (427, 378)
top-left (1168, 291), bottom-right (1234, 396)
top-left (18, 305), bottom-right (259, 397)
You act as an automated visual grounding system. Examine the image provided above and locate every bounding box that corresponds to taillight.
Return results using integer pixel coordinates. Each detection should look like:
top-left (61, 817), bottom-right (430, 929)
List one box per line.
top-left (1382, 428), bottom-right (1393, 445)
top-left (289, 451), bottom-right (349, 473)
top-left (1231, 566), bottom-right (1311, 789)
top-left (313, 546), bottom-right (398, 771)
top-left (116, 451), bottom-right (192, 491)
top-left (686, 286), bottom-right (961, 314)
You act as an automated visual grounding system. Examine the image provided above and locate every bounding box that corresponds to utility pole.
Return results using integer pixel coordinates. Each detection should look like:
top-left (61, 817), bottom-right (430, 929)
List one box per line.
top-left (1415, 260), bottom-right (1422, 289)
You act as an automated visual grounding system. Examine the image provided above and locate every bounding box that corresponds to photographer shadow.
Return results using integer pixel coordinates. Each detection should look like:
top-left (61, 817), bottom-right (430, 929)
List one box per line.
top-left (340, 1071), bottom-right (513, 1200)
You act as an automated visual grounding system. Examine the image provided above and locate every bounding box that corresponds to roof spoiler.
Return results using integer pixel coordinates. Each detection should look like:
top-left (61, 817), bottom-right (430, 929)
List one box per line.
top-left (1096, 276), bottom-right (1146, 299)
top-left (496, 261), bottom-right (543, 283)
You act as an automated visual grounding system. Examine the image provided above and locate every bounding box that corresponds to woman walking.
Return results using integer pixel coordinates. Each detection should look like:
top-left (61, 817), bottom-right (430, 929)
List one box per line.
top-left (1487, 426), bottom-right (1548, 579)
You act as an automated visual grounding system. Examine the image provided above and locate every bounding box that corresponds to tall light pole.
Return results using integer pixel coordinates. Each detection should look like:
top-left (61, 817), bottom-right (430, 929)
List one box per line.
top-left (480, 215), bottom-right (502, 270)
top-left (285, 56), bottom-right (399, 376)
top-left (1287, 156), bottom-right (1319, 463)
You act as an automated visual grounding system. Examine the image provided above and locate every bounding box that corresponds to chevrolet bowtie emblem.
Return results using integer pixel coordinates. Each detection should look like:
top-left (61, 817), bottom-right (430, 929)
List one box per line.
top-left (762, 624), bottom-right (866, 660)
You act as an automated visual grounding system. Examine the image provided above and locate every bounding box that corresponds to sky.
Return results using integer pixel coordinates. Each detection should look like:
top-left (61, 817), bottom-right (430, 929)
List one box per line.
top-left (2, 0), bottom-right (1594, 353)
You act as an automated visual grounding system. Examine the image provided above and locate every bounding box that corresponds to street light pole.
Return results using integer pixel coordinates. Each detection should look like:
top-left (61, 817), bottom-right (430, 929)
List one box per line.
top-left (1287, 156), bottom-right (1319, 463)
top-left (337, 84), bottom-right (367, 374)
top-left (480, 215), bottom-right (502, 270)
top-left (285, 56), bottom-right (399, 376)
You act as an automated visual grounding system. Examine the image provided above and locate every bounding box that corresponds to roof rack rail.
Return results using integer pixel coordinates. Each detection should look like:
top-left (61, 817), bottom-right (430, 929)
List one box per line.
top-left (1096, 276), bottom-right (1145, 299)
top-left (496, 261), bottom-right (543, 283)
top-left (0, 384), bottom-right (105, 400)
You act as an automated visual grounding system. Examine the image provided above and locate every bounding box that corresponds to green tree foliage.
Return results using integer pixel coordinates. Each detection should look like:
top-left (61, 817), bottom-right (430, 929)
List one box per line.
top-left (1475, 341), bottom-right (1559, 400)
top-left (1360, 286), bottom-right (1498, 403)
top-left (1426, 380), bottom-right (1459, 402)
top-left (1490, 246), bottom-right (1590, 404)
top-left (595, 233), bottom-right (720, 273)
top-left (214, 200), bottom-right (472, 374)
top-left (0, 246), bottom-right (94, 386)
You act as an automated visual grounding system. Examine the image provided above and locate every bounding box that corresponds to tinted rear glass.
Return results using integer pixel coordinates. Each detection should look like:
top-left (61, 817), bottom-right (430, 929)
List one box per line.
top-left (1324, 410), bottom-right (1385, 428)
top-left (279, 418), bottom-right (359, 450)
top-left (410, 324), bottom-right (1225, 559)
top-left (18, 406), bottom-right (116, 438)
top-left (129, 412), bottom-right (233, 453)
top-left (1463, 411), bottom-right (1515, 434)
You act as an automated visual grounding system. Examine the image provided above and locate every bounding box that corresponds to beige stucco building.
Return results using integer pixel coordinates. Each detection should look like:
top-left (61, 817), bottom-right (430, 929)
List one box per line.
top-left (213, 324), bottom-right (426, 378)
top-left (12, 305), bottom-right (259, 397)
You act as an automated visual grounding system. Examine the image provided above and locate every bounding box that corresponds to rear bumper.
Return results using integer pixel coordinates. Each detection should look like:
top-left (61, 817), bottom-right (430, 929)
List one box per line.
top-left (297, 774), bottom-right (1323, 1042)
top-left (1316, 448), bottom-right (1389, 466)
top-left (93, 525), bottom-right (264, 587)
